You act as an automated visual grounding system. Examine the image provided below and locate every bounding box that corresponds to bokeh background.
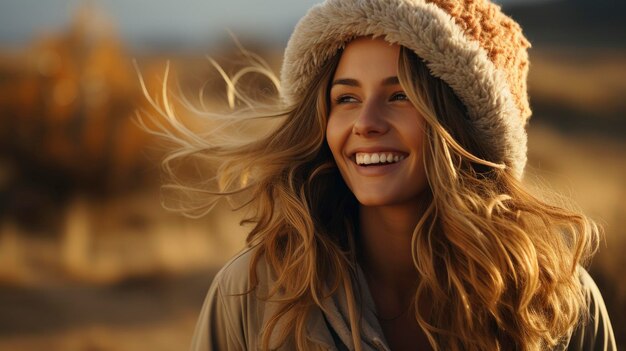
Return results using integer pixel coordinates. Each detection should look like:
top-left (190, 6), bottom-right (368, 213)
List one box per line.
top-left (0, 0), bottom-right (624, 350)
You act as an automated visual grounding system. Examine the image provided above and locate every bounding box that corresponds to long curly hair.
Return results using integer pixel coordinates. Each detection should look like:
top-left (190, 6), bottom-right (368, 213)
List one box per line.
top-left (140, 43), bottom-right (599, 350)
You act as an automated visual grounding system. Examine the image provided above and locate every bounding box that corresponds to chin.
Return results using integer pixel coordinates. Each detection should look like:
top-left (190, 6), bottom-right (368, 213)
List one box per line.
top-left (353, 188), bottom-right (429, 208)
top-left (353, 192), bottom-right (402, 207)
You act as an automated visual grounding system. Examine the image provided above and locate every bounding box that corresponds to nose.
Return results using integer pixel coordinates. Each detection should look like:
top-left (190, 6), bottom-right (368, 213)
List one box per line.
top-left (352, 99), bottom-right (390, 137)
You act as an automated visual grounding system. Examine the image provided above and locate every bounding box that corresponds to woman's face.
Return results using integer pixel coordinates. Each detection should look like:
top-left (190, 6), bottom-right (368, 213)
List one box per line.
top-left (326, 37), bottom-right (428, 207)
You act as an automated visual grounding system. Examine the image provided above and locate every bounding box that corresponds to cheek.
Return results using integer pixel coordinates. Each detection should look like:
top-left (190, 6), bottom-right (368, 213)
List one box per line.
top-left (325, 116), bottom-right (347, 160)
top-left (401, 115), bottom-right (427, 149)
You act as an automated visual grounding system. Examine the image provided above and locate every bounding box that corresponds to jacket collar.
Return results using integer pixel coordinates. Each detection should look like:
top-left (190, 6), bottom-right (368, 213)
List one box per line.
top-left (309, 263), bottom-right (391, 351)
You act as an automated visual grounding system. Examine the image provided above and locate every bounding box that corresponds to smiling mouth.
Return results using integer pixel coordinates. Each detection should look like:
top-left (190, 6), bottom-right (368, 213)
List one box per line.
top-left (354, 152), bottom-right (406, 166)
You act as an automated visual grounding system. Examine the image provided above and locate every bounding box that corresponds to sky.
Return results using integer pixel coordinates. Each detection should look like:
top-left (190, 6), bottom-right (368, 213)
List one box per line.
top-left (0, 0), bottom-right (551, 51)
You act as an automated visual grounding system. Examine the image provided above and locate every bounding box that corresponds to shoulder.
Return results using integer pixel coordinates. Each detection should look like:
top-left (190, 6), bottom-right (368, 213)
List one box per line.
top-left (211, 246), bottom-right (256, 294)
top-left (578, 268), bottom-right (608, 313)
top-left (189, 245), bottom-right (274, 351)
top-left (563, 267), bottom-right (617, 351)
top-left (210, 244), bottom-right (274, 295)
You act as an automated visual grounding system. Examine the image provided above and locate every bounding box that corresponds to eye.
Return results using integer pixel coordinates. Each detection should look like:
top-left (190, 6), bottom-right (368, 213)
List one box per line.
top-left (390, 92), bottom-right (408, 101)
top-left (334, 95), bottom-right (358, 104)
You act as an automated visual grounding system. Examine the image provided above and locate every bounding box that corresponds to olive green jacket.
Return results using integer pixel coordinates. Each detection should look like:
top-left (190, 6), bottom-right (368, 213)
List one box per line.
top-left (190, 248), bottom-right (617, 351)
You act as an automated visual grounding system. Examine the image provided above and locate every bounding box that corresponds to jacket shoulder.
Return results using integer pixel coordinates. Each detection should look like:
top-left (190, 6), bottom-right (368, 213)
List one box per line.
top-left (563, 267), bottom-right (617, 351)
top-left (189, 245), bottom-right (273, 351)
top-left (212, 246), bottom-right (255, 293)
top-left (212, 245), bottom-right (275, 295)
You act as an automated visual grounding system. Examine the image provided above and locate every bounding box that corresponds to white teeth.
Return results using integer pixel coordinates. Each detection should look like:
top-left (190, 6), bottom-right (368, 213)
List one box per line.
top-left (355, 152), bottom-right (405, 165)
top-left (363, 154), bottom-right (371, 164)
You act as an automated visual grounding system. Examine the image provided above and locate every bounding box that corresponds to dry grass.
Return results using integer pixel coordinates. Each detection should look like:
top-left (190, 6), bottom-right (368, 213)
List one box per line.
top-left (0, 313), bottom-right (199, 351)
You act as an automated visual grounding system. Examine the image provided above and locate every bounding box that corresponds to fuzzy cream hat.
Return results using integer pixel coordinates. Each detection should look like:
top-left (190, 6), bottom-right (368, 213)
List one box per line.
top-left (280, 0), bottom-right (532, 179)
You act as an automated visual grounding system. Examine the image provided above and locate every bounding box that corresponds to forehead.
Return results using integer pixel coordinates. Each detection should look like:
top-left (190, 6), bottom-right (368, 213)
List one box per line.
top-left (334, 37), bottom-right (401, 78)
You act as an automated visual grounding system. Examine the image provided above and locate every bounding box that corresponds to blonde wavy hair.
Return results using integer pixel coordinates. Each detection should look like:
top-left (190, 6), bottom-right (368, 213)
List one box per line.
top-left (139, 43), bottom-right (600, 350)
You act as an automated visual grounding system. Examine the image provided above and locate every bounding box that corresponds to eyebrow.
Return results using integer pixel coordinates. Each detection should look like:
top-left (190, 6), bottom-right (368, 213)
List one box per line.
top-left (331, 76), bottom-right (400, 88)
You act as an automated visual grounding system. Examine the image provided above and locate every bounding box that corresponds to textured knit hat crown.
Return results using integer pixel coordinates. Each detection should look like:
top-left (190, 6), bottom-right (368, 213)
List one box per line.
top-left (280, 0), bottom-right (532, 179)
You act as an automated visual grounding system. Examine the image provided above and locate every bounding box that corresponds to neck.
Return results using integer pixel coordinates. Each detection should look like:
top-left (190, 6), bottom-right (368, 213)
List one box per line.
top-left (358, 196), bottom-right (429, 298)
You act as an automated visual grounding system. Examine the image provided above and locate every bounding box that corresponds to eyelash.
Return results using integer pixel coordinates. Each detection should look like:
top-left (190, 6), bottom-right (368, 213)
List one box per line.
top-left (334, 92), bottom-right (408, 104)
top-left (334, 95), bottom-right (356, 104)
top-left (391, 92), bottom-right (408, 101)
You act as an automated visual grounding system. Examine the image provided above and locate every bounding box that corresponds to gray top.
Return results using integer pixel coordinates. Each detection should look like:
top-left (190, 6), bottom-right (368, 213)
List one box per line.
top-left (190, 247), bottom-right (617, 351)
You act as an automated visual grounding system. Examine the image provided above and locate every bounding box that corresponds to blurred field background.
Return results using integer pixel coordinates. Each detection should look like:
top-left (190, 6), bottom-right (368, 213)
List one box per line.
top-left (0, 0), bottom-right (624, 350)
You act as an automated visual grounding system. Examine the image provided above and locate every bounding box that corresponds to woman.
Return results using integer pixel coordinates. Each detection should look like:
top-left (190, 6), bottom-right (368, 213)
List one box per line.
top-left (148, 0), bottom-right (616, 350)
